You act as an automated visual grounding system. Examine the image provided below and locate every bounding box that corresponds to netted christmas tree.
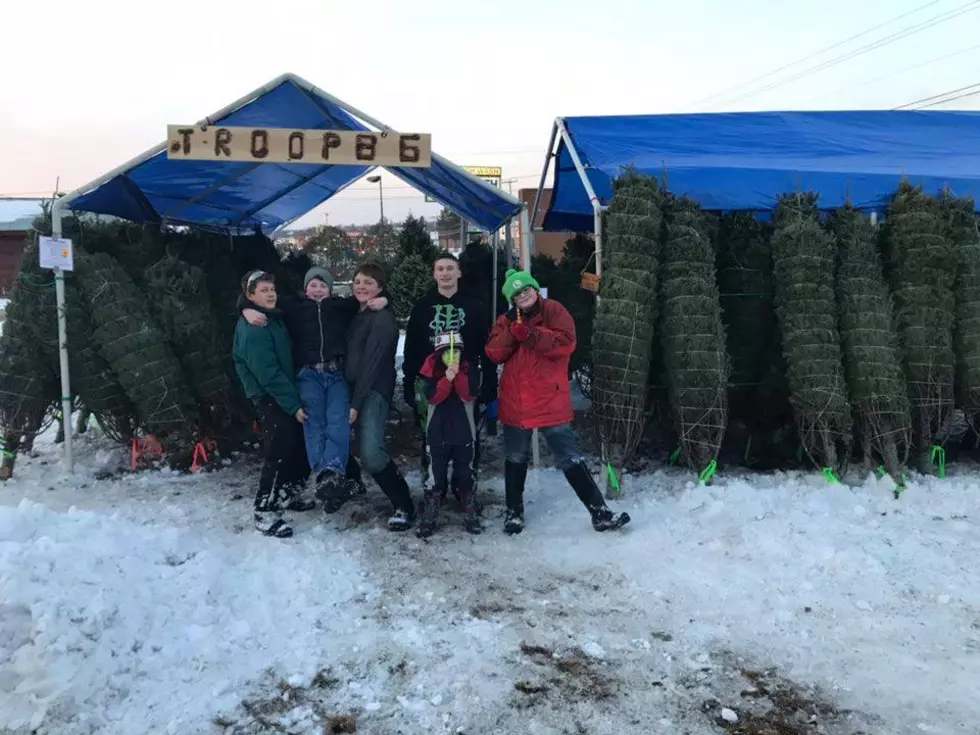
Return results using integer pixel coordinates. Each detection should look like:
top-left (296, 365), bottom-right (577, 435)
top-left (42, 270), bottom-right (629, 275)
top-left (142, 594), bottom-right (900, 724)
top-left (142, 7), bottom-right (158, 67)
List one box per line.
top-left (715, 213), bottom-right (794, 467)
top-left (0, 290), bottom-right (59, 478)
top-left (772, 193), bottom-right (852, 475)
top-left (144, 255), bottom-right (238, 444)
top-left (389, 253), bottom-right (433, 322)
top-left (830, 206), bottom-right (911, 483)
top-left (592, 170), bottom-right (660, 496)
top-left (660, 196), bottom-right (729, 476)
top-left (940, 190), bottom-right (980, 425)
top-left (75, 251), bottom-right (200, 457)
top-left (883, 181), bottom-right (955, 470)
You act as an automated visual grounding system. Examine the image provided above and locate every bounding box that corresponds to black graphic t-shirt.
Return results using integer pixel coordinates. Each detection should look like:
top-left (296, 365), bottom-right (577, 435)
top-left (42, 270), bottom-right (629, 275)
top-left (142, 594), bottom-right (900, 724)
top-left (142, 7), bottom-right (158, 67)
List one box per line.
top-left (403, 288), bottom-right (493, 403)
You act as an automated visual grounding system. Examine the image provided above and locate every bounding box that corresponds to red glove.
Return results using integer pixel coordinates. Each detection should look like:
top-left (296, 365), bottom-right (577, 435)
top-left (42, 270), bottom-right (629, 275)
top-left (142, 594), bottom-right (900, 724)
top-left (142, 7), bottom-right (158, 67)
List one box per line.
top-left (510, 321), bottom-right (532, 342)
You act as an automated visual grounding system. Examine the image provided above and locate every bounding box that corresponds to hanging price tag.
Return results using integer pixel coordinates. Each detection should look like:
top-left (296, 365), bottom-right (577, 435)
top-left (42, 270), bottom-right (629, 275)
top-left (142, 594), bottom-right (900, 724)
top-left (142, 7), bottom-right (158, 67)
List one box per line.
top-left (581, 273), bottom-right (601, 292)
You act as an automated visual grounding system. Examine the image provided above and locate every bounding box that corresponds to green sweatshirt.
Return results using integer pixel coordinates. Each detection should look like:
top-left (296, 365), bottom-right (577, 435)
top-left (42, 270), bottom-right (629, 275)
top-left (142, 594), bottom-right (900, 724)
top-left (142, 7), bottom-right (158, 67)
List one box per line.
top-left (232, 307), bottom-right (302, 417)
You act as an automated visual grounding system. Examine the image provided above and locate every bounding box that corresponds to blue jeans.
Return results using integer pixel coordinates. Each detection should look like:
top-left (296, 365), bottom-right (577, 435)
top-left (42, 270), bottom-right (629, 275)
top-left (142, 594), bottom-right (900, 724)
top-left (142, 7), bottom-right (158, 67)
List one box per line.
top-left (355, 390), bottom-right (391, 475)
top-left (298, 368), bottom-right (350, 476)
top-left (503, 423), bottom-right (583, 471)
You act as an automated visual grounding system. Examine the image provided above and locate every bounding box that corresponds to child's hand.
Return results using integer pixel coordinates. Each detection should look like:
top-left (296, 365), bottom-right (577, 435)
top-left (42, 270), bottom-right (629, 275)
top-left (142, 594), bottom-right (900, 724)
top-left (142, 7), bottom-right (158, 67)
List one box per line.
top-left (244, 308), bottom-right (268, 326)
top-left (445, 364), bottom-right (459, 382)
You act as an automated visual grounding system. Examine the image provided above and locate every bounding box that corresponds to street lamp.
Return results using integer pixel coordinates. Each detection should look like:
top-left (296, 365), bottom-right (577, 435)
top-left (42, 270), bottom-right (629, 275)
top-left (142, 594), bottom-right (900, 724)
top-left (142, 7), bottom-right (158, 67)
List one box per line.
top-left (366, 174), bottom-right (384, 224)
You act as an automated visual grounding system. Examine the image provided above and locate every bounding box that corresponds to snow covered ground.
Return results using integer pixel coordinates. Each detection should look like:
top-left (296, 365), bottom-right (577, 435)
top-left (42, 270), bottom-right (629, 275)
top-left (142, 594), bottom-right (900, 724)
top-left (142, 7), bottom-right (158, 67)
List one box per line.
top-left (2, 427), bottom-right (979, 735)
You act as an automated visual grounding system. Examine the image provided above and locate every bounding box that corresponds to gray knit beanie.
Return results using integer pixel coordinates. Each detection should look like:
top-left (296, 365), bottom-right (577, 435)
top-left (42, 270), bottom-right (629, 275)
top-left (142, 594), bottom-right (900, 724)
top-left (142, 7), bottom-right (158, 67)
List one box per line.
top-left (303, 266), bottom-right (333, 291)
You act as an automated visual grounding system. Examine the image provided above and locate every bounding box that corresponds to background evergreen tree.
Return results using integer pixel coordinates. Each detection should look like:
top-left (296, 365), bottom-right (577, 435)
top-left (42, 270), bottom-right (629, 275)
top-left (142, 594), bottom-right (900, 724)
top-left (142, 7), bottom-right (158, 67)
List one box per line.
top-left (399, 214), bottom-right (436, 263)
top-left (388, 253), bottom-right (433, 322)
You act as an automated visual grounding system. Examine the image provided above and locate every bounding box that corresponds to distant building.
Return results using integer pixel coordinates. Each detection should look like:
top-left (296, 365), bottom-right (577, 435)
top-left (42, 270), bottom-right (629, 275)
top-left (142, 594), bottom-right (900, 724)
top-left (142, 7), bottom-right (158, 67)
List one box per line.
top-left (0, 198), bottom-right (45, 296)
top-left (517, 188), bottom-right (575, 262)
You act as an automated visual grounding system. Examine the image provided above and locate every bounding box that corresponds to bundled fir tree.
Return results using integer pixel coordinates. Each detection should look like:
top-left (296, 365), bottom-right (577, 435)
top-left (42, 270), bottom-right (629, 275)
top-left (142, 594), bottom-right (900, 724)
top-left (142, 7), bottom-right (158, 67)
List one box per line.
top-left (0, 294), bottom-right (59, 478)
top-left (75, 251), bottom-right (200, 456)
top-left (772, 193), bottom-right (852, 474)
top-left (940, 191), bottom-right (980, 424)
top-left (715, 213), bottom-right (794, 467)
top-left (592, 171), bottom-right (661, 495)
top-left (388, 253), bottom-right (433, 322)
top-left (660, 196), bottom-right (729, 475)
top-left (883, 182), bottom-right (955, 470)
top-left (830, 206), bottom-right (911, 483)
top-left (144, 255), bottom-right (238, 443)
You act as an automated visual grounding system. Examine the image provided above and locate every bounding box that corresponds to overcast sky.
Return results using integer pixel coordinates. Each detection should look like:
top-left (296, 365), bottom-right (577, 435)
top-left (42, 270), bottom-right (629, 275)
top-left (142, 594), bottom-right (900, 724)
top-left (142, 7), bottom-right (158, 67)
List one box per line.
top-left (2, 0), bottom-right (977, 228)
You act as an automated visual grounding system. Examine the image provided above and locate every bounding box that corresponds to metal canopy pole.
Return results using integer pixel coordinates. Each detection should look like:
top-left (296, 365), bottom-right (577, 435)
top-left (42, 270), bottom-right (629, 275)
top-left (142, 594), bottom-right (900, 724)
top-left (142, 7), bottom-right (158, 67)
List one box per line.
top-left (530, 120), bottom-right (559, 235)
top-left (50, 199), bottom-right (74, 472)
top-left (504, 218), bottom-right (514, 278)
top-left (555, 117), bottom-right (604, 277)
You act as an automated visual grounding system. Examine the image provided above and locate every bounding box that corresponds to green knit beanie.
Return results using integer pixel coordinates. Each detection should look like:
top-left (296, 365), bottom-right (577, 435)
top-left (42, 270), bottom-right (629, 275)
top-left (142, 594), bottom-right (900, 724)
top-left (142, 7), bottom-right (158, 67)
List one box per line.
top-left (304, 266), bottom-right (334, 291)
top-left (501, 269), bottom-right (540, 303)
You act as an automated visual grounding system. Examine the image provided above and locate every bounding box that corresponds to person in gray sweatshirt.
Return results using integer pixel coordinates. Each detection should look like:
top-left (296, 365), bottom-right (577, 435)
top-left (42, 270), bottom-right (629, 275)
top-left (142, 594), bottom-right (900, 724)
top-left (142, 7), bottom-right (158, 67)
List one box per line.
top-left (345, 263), bottom-right (415, 531)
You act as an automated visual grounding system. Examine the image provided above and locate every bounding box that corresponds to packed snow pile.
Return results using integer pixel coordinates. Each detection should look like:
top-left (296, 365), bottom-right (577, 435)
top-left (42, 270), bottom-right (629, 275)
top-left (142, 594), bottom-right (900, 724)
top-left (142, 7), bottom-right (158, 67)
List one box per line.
top-left (1, 429), bottom-right (979, 734)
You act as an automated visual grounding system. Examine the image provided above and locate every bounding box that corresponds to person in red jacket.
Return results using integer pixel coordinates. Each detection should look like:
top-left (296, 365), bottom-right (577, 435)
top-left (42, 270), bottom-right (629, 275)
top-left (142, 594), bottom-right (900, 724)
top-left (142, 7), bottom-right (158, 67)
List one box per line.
top-left (486, 269), bottom-right (631, 535)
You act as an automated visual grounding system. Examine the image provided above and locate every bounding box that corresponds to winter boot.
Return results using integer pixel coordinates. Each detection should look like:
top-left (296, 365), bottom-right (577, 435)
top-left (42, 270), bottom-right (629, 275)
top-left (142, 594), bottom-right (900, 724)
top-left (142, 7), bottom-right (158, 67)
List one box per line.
top-left (563, 462), bottom-right (631, 532)
top-left (254, 511), bottom-right (293, 538)
top-left (281, 482), bottom-right (316, 512)
top-left (373, 461), bottom-right (416, 532)
top-left (316, 471), bottom-right (351, 514)
top-left (504, 461), bottom-right (528, 535)
top-left (416, 488), bottom-right (441, 538)
top-left (346, 455), bottom-right (367, 496)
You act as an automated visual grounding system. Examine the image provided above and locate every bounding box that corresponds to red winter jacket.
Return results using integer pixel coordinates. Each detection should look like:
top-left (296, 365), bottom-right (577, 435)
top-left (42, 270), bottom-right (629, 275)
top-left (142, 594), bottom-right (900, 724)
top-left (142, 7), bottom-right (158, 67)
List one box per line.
top-left (485, 298), bottom-right (576, 430)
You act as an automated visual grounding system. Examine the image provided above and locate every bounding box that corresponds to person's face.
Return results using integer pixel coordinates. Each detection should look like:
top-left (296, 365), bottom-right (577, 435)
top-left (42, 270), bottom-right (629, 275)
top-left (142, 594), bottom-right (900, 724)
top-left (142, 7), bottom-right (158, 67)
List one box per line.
top-left (434, 258), bottom-right (461, 289)
top-left (249, 280), bottom-right (277, 309)
top-left (514, 286), bottom-right (538, 311)
top-left (305, 277), bottom-right (331, 301)
top-left (353, 273), bottom-right (382, 304)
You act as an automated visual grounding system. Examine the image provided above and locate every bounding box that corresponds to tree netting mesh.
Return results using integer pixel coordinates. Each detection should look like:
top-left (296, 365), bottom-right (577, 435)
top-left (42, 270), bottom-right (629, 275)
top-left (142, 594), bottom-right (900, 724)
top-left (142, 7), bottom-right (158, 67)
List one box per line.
top-left (592, 171), bottom-right (660, 494)
top-left (941, 191), bottom-right (980, 423)
top-left (144, 255), bottom-right (238, 443)
top-left (830, 206), bottom-right (911, 482)
top-left (772, 193), bottom-right (852, 474)
top-left (883, 181), bottom-right (955, 468)
top-left (660, 196), bottom-right (729, 474)
top-left (75, 251), bottom-right (200, 450)
top-left (715, 213), bottom-right (794, 467)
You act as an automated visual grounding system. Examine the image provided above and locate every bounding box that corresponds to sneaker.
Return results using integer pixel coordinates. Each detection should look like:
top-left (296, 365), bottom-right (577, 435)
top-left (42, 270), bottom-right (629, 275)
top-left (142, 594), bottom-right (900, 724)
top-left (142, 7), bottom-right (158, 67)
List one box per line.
top-left (254, 511), bottom-right (293, 538)
top-left (387, 509), bottom-right (413, 532)
top-left (503, 510), bottom-right (524, 535)
top-left (590, 507), bottom-right (631, 532)
top-left (463, 516), bottom-right (483, 535)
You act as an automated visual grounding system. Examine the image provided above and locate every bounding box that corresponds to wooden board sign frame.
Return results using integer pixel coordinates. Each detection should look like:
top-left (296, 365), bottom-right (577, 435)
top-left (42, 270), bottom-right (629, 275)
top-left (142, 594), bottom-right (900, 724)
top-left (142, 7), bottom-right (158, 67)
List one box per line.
top-left (167, 125), bottom-right (432, 167)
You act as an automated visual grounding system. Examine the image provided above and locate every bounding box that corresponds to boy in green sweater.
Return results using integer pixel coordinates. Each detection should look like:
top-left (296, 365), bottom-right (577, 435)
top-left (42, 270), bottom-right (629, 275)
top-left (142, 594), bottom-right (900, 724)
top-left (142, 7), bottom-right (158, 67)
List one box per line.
top-left (233, 270), bottom-right (315, 538)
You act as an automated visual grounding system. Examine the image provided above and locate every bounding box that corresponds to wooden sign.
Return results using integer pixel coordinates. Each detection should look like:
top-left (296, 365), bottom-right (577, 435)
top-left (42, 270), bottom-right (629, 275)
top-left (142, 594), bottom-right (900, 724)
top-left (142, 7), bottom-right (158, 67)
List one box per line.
top-left (166, 125), bottom-right (432, 167)
top-left (581, 272), bottom-right (601, 292)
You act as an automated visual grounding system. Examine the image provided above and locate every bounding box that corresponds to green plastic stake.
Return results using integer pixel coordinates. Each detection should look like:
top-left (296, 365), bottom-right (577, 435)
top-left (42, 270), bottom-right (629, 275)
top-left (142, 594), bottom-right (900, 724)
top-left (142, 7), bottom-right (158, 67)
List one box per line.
top-left (930, 445), bottom-right (946, 479)
top-left (605, 463), bottom-right (621, 493)
top-left (796, 445), bottom-right (804, 462)
top-left (698, 460), bottom-right (718, 485)
top-left (743, 436), bottom-right (753, 462)
top-left (822, 467), bottom-right (840, 484)
top-left (669, 447), bottom-right (681, 466)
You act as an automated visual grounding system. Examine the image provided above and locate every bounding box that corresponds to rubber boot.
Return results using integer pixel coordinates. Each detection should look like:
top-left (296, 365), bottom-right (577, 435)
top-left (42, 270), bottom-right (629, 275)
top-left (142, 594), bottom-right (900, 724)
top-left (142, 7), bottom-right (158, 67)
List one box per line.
top-left (563, 462), bottom-right (631, 532)
top-left (372, 461), bottom-right (415, 532)
top-left (416, 488), bottom-right (441, 538)
top-left (504, 461), bottom-right (528, 535)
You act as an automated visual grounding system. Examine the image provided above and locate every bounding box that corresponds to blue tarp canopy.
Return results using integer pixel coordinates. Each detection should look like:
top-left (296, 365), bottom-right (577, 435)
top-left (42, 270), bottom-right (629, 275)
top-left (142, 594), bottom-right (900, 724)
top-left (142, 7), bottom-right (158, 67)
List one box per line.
top-left (542, 110), bottom-right (980, 233)
top-left (66, 74), bottom-right (522, 234)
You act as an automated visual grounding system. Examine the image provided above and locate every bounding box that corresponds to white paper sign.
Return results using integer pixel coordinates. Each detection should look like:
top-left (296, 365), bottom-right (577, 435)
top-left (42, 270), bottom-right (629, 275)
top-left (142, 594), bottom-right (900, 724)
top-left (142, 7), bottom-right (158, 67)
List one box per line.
top-left (39, 236), bottom-right (74, 271)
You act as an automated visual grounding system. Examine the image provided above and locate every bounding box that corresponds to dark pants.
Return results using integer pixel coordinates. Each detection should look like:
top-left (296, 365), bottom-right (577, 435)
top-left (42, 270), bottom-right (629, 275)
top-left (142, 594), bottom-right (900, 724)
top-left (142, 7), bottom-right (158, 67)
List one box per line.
top-left (297, 367), bottom-right (350, 475)
top-left (424, 442), bottom-right (476, 521)
top-left (255, 398), bottom-right (304, 513)
top-left (415, 390), bottom-right (482, 491)
top-left (503, 423), bottom-right (583, 471)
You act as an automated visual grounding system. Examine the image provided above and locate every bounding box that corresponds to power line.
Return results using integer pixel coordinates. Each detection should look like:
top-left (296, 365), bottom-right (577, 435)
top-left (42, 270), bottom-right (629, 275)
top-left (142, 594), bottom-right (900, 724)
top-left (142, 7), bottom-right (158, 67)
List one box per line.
top-left (916, 86), bottom-right (980, 108)
top-left (710, 0), bottom-right (980, 110)
top-left (807, 42), bottom-right (980, 103)
top-left (894, 80), bottom-right (980, 109)
top-left (687, 0), bottom-right (941, 110)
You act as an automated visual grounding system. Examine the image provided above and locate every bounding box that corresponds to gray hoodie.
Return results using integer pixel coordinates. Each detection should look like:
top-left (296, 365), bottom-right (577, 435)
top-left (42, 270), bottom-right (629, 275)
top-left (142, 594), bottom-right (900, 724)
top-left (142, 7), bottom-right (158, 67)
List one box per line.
top-left (345, 307), bottom-right (399, 413)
